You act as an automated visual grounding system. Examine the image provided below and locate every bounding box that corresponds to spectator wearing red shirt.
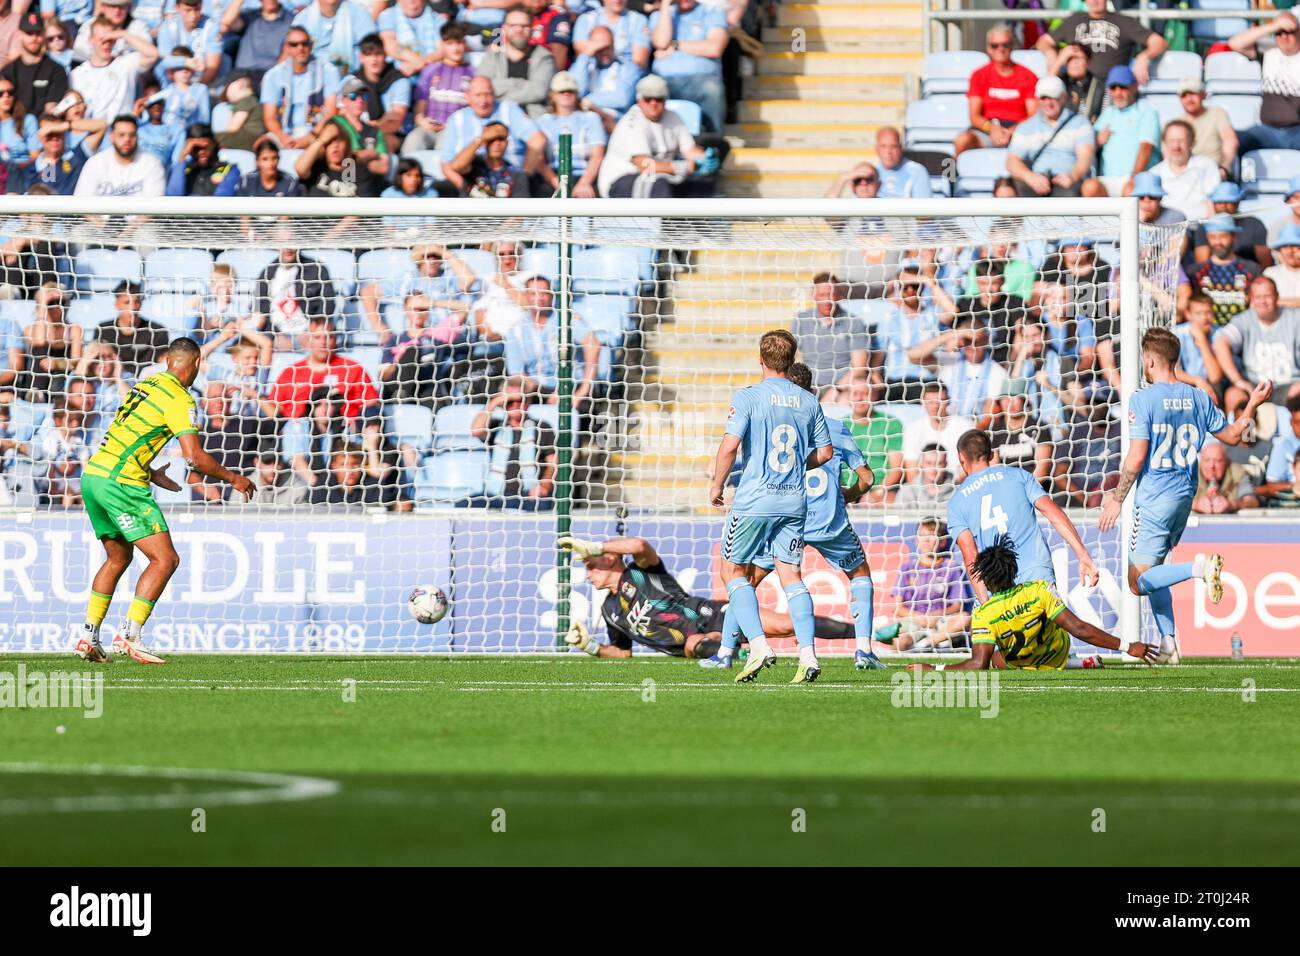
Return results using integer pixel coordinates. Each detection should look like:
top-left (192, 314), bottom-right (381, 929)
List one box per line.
top-left (954, 25), bottom-right (1039, 156)
top-left (270, 317), bottom-right (381, 424)
top-left (526, 0), bottom-right (573, 70)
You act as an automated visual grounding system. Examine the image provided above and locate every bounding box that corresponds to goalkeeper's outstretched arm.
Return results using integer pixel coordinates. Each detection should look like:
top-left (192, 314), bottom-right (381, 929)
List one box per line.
top-left (557, 534), bottom-right (659, 568)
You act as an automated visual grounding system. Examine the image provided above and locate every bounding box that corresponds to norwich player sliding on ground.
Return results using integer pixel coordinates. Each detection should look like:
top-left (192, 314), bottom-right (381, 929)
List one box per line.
top-left (75, 338), bottom-right (254, 665)
top-left (908, 536), bottom-right (1160, 672)
top-left (560, 535), bottom-right (859, 659)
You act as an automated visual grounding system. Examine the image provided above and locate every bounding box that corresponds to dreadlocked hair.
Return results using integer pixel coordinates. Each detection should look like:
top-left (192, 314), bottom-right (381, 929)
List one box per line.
top-left (971, 534), bottom-right (1020, 596)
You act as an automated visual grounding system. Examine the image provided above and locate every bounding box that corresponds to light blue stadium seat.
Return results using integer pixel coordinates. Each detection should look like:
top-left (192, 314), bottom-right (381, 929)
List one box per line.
top-left (357, 249), bottom-right (415, 289)
top-left (1145, 49), bottom-right (1204, 95)
top-left (408, 149), bottom-right (446, 181)
top-left (67, 295), bottom-right (116, 338)
top-left (528, 403), bottom-right (559, 432)
top-left (1146, 94), bottom-right (1186, 128)
top-left (7, 399), bottom-right (52, 441)
top-left (522, 245), bottom-right (559, 284)
top-left (1010, 49), bottom-right (1046, 76)
top-left (303, 247), bottom-right (357, 297)
top-left (1206, 93), bottom-right (1261, 130)
top-left (1242, 149), bottom-right (1300, 197)
top-left (839, 297), bottom-right (895, 330)
top-left (342, 346), bottom-right (383, 384)
top-left (216, 248), bottom-right (277, 289)
top-left (0, 299), bottom-right (36, 329)
top-left (278, 148), bottom-right (304, 178)
top-left (434, 403), bottom-right (487, 451)
top-left (454, 248), bottom-right (495, 283)
top-left (144, 247), bottom-right (213, 294)
top-left (75, 248), bottom-right (142, 293)
top-left (955, 147), bottom-right (1008, 197)
top-left (1204, 51), bottom-right (1261, 96)
top-left (141, 293), bottom-right (197, 337)
top-left (666, 98), bottom-right (701, 136)
top-left (269, 350), bottom-right (301, 381)
top-left (921, 50), bottom-right (988, 97)
top-left (574, 294), bottom-right (633, 341)
top-left (218, 147), bottom-right (256, 175)
top-left (1190, 0), bottom-right (1249, 44)
top-left (904, 95), bottom-right (968, 150)
top-left (389, 403), bottom-right (435, 454)
top-left (572, 246), bottom-right (646, 295)
top-left (415, 449), bottom-right (488, 500)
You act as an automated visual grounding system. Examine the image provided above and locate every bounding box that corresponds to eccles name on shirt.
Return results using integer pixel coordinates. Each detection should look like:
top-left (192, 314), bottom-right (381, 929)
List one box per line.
top-left (1162, 398), bottom-right (1194, 411)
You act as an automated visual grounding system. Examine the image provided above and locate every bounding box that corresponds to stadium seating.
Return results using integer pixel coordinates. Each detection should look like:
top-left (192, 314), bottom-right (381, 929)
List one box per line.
top-left (574, 294), bottom-right (634, 339)
top-left (434, 403), bottom-right (487, 451)
top-left (0, 299), bottom-right (36, 330)
top-left (903, 95), bottom-right (968, 154)
top-left (75, 249), bottom-right (142, 294)
top-left (389, 404), bottom-right (436, 455)
top-left (1204, 51), bottom-right (1261, 96)
top-left (67, 295), bottom-right (116, 337)
top-left (1190, 0), bottom-right (1251, 45)
top-left (342, 346), bottom-right (384, 384)
top-left (954, 148), bottom-right (1008, 197)
top-left (357, 249), bottom-right (416, 290)
top-left (573, 246), bottom-right (649, 295)
top-left (218, 148), bottom-right (257, 176)
top-left (144, 248), bottom-right (214, 294)
top-left (407, 150), bottom-right (445, 181)
top-left (1146, 50), bottom-right (1204, 95)
top-left (1147, 95), bottom-right (1186, 128)
top-left (216, 248), bottom-right (277, 285)
top-left (1241, 149), bottom-right (1300, 197)
top-left (303, 249), bottom-right (358, 297)
top-left (921, 51), bottom-right (988, 97)
top-left (666, 99), bottom-right (702, 136)
top-left (456, 248), bottom-right (496, 281)
top-left (1207, 94), bottom-right (1261, 129)
top-left (522, 245), bottom-right (559, 284)
top-left (1010, 49), bottom-right (1046, 77)
top-left (415, 449), bottom-right (488, 500)
top-left (142, 293), bottom-right (197, 337)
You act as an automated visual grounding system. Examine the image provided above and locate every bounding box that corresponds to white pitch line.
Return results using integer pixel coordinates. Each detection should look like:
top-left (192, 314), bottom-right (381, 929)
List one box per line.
top-left (0, 763), bottom-right (339, 815)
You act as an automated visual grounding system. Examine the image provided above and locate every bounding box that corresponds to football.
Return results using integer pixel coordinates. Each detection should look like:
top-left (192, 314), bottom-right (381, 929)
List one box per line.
top-left (408, 586), bottom-right (449, 624)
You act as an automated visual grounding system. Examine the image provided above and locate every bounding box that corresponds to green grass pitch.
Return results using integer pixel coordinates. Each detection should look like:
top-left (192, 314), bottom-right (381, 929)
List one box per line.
top-left (2, 655), bottom-right (1299, 866)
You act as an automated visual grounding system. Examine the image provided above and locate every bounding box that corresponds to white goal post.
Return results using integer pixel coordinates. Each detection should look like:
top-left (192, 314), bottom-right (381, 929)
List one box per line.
top-left (0, 196), bottom-right (1180, 655)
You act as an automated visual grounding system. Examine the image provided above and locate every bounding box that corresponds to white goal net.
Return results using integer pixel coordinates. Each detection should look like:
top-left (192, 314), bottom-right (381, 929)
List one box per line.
top-left (0, 197), bottom-right (1183, 655)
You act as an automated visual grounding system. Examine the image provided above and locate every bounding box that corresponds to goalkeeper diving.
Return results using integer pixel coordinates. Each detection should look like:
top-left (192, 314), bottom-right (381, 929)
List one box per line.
top-left (907, 535), bottom-right (1160, 672)
top-left (559, 535), bottom-right (857, 658)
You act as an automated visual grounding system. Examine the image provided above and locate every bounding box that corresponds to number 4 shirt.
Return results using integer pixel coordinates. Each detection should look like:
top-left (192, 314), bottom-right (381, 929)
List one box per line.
top-left (948, 464), bottom-right (1056, 588)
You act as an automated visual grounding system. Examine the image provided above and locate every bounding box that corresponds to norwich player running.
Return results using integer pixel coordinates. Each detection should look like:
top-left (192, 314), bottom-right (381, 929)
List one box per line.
top-left (74, 338), bottom-right (254, 664)
top-left (708, 331), bottom-right (833, 684)
top-left (908, 536), bottom-right (1159, 672)
top-left (1100, 327), bottom-right (1271, 663)
top-left (698, 363), bottom-right (885, 672)
top-left (948, 428), bottom-right (1099, 604)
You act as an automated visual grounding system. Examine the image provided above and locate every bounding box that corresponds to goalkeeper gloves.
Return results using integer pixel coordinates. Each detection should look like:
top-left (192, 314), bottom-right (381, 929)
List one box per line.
top-left (565, 620), bottom-right (600, 656)
top-left (557, 535), bottom-right (604, 560)
top-left (694, 147), bottom-right (720, 176)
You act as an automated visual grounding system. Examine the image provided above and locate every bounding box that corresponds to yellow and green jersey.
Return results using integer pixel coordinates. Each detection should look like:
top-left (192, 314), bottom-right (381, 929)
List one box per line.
top-left (971, 580), bottom-right (1072, 671)
top-left (85, 371), bottom-right (199, 487)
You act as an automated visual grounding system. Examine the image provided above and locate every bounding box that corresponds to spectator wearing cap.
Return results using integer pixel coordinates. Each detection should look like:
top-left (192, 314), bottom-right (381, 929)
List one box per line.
top-left (1214, 275), bottom-right (1300, 409)
top-left (1192, 213), bottom-right (1263, 327)
top-left (1177, 76), bottom-right (1236, 178)
top-left (260, 27), bottom-right (341, 151)
top-left (480, 4), bottom-right (557, 119)
top-left (227, 0), bottom-right (294, 91)
top-left (953, 24), bottom-right (1039, 157)
top-left (378, 0), bottom-right (448, 77)
top-left (166, 122), bottom-right (239, 196)
top-left (571, 24), bottom-right (640, 131)
top-left (873, 125), bottom-right (931, 199)
top-left (403, 21), bottom-right (474, 155)
top-left (1193, 181), bottom-right (1272, 269)
top-left (437, 75), bottom-right (548, 190)
top-left (159, 47), bottom-right (212, 131)
top-left (352, 32), bottom-right (409, 151)
top-left (1266, 225), bottom-right (1300, 308)
top-left (1039, 0), bottom-right (1166, 88)
top-left (1149, 119), bottom-right (1220, 221)
top-left (1133, 172), bottom-right (1186, 228)
top-left (1269, 176), bottom-right (1300, 249)
top-left (0, 10), bottom-right (68, 119)
top-left (20, 122), bottom-right (85, 194)
top-left (214, 70), bottom-right (268, 151)
top-left (293, 0), bottom-right (378, 75)
top-left (536, 70), bottom-right (606, 198)
top-left (648, 0), bottom-right (728, 135)
top-left (1229, 12), bottom-right (1300, 154)
top-left (156, 0), bottom-right (223, 86)
top-left (597, 72), bottom-right (717, 197)
top-left (1088, 64), bottom-right (1160, 196)
top-left (1006, 74), bottom-right (1096, 198)
top-left (71, 14), bottom-right (160, 122)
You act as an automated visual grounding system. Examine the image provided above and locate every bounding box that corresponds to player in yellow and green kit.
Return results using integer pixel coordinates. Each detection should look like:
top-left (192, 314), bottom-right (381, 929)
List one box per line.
top-left (75, 338), bottom-right (253, 665)
top-left (908, 536), bottom-right (1159, 672)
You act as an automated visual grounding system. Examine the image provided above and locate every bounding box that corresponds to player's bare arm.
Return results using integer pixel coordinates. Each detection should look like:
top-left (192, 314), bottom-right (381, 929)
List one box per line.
top-left (1099, 437), bottom-right (1148, 533)
top-left (806, 442), bottom-right (834, 469)
top-left (1056, 607), bottom-right (1159, 665)
top-left (1213, 380), bottom-right (1273, 446)
top-left (178, 433), bottom-right (254, 500)
top-left (708, 433), bottom-right (741, 509)
top-left (841, 463), bottom-right (875, 505)
top-left (1035, 496), bottom-right (1099, 586)
top-left (558, 535), bottom-right (659, 568)
top-left (956, 530), bottom-right (988, 604)
top-left (908, 641), bottom-right (998, 672)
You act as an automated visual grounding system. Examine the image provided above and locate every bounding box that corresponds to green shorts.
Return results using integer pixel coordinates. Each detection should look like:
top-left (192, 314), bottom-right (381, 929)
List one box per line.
top-left (82, 474), bottom-right (169, 543)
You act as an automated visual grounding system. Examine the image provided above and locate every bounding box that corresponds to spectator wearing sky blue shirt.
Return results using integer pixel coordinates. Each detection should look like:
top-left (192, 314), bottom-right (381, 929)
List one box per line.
top-left (1088, 64), bottom-right (1161, 195)
top-left (1006, 75), bottom-right (1096, 198)
top-left (160, 51), bottom-right (213, 129)
top-left (378, 0), bottom-right (447, 77)
top-left (156, 0), bottom-right (225, 86)
top-left (505, 275), bottom-right (601, 408)
top-left (535, 70), bottom-right (606, 196)
top-left (229, 0), bottom-right (295, 89)
top-left (0, 80), bottom-right (40, 175)
top-left (1175, 294), bottom-right (1224, 402)
top-left (874, 262), bottom-right (950, 403)
top-left (872, 126), bottom-right (931, 199)
top-left (293, 0), bottom-right (378, 75)
top-left (0, 307), bottom-right (23, 394)
top-left (260, 27), bottom-right (341, 149)
top-left (573, 0), bottom-right (651, 72)
top-left (648, 0), bottom-right (728, 134)
top-left (40, 0), bottom-right (93, 27)
top-left (1265, 396), bottom-right (1300, 484)
top-left (135, 85), bottom-right (185, 169)
top-left (438, 75), bottom-right (547, 191)
top-left (572, 24), bottom-right (639, 127)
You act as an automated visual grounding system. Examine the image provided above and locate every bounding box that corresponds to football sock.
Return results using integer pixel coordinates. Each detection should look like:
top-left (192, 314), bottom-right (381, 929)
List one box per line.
top-left (850, 576), bottom-right (875, 652)
top-left (718, 602), bottom-right (740, 657)
top-left (725, 577), bottom-right (766, 644)
top-left (1137, 561), bottom-right (1197, 594)
top-left (798, 644), bottom-right (818, 668)
top-left (1145, 586), bottom-right (1177, 640)
top-left (784, 581), bottom-right (815, 649)
top-left (125, 597), bottom-right (155, 639)
top-left (84, 591), bottom-right (111, 634)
